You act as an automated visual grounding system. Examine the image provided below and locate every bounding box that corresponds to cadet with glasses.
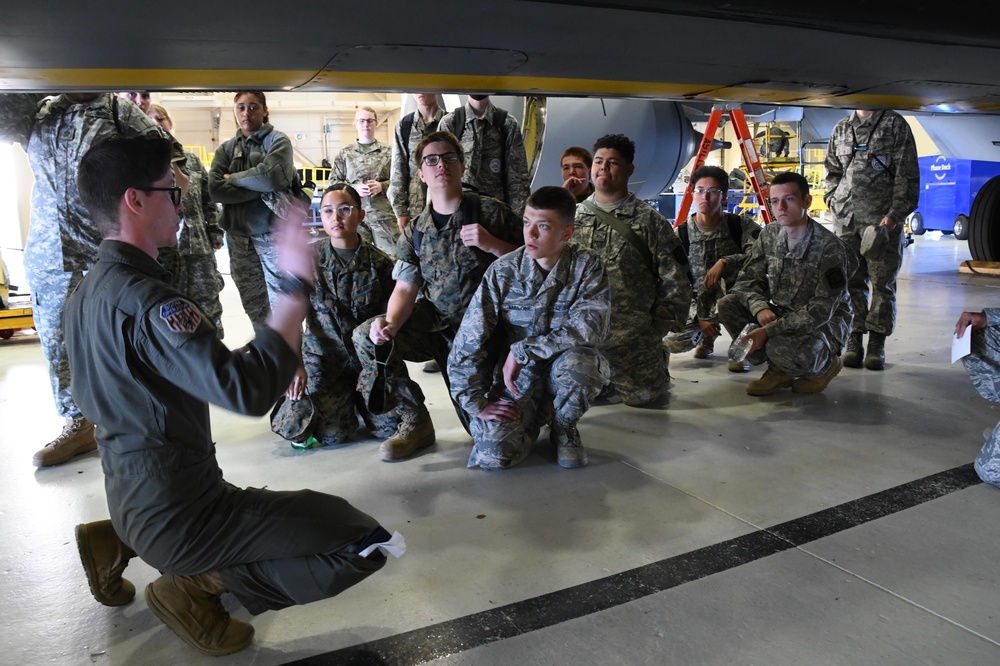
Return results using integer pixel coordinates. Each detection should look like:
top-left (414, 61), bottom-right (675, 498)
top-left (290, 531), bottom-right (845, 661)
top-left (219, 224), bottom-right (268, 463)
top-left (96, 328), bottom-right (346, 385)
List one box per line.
top-left (333, 106), bottom-right (398, 258)
top-left (353, 131), bottom-right (522, 461)
top-left (664, 165), bottom-right (760, 370)
top-left (209, 91), bottom-right (296, 332)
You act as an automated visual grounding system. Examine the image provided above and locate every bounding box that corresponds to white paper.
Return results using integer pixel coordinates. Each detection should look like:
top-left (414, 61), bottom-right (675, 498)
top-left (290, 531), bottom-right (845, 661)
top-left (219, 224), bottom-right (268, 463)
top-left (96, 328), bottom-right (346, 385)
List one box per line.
top-left (952, 329), bottom-right (972, 363)
top-left (359, 530), bottom-right (406, 559)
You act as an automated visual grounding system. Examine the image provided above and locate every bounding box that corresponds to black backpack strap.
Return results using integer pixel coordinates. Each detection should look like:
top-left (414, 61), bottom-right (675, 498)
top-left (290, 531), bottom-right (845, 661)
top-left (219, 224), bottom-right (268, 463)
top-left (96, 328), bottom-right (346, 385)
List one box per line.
top-left (678, 222), bottom-right (690, 255)
top-left (725, 213), bottom-right (744, 245)
top-left (399, 112), bottom-right (415, 161)
top-left (581, 201), bottom-right (661, 285)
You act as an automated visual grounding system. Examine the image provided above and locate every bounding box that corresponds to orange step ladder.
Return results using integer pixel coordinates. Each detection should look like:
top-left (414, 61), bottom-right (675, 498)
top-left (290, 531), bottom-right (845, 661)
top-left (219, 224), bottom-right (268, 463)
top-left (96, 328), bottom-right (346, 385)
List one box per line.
top-left (673, 104), bottom-right (774, 227)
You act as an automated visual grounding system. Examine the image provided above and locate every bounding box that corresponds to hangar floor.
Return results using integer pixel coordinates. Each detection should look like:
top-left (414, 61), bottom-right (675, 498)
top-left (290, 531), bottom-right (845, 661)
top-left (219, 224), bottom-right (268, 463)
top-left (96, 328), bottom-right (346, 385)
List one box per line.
top-left (1, 231), bottom-right (998, 665)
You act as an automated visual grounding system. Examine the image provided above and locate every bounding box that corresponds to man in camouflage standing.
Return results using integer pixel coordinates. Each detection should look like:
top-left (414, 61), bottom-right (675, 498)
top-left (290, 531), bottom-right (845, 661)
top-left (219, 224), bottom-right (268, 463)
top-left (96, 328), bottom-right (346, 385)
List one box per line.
top-left (332, 106), bottom-right (397, 258)
top-left (573, 133), bottom-right (691, 407)
top-left (449, 186), bottom-right (609, 470)
top-left (389, 94), bottom-right (445, 232)
top-left (718, 172), bottom-right (856, 396)
top-left (353, 131), bottom-right (522, 459)
top-left (0, 92), bottom-right (182, 467)
top-left (824, 109), bottom-right (919, 371)
top-left (438, 94), bottom-right (530, 215)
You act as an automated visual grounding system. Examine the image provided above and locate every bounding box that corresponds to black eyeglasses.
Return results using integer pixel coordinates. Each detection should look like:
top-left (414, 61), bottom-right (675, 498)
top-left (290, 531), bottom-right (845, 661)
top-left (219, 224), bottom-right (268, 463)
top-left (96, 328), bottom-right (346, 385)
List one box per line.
top-left (421, 152), bottom-right (460, 167)
top-left (142, 187), bottom-right (183, 206)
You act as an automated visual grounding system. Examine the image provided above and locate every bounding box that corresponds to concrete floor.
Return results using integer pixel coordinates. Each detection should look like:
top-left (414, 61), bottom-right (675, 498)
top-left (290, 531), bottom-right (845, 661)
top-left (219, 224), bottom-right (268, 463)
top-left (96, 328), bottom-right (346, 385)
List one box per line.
top-left (1, 230), bottom-right (999, 665)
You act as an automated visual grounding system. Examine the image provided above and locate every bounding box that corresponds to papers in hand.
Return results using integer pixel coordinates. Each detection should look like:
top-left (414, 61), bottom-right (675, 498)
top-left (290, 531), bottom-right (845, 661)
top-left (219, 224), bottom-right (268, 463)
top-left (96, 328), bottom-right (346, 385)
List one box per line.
top-left (952, 328), bottom-right (972, 363)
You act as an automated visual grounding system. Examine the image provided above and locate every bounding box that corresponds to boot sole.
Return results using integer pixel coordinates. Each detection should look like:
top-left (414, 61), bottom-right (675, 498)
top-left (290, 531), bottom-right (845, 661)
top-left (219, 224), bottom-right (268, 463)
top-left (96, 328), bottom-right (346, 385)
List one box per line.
top-left (745, 381), bottom-right (793, 396)
top-left (793, 358), bottom-right (844, 394)
top-left (145, 583), bottom-right (254, 657)
top-left (379, 434), bottom-right (436, 462)
top-left (75, 523), bottom-right (135, 606)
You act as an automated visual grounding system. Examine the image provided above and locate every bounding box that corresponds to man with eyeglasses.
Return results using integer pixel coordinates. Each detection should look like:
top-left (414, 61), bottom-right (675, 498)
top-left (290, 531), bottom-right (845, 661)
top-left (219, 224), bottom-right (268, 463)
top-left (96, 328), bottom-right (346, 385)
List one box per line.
top-left (353, 131), bottom-right (522, 460)
top-left (0, 92), bottom-right (184, 468)
top-left (573, 133), bottom-right (692, 408)
top-left (438, 94), bottom-right (530, 215)
top-left (332, 106), bottom-right (398, 258)
top-left (389, 93), bottom-right (445, 232)
top-left (718, 171), bottom-right (856, 396)
top-left (66, 137), bottom-right (397, 657)
top-left (824, 108), bottom-right (919, 371)
top-left (664, 165), bottom-right (760, 370)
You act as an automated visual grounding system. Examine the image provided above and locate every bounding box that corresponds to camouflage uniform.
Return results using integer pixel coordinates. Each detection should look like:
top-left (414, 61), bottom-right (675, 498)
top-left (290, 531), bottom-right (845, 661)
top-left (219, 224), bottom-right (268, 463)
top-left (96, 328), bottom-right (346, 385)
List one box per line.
top-left (573, 194), bottom-right (692, 406)
top-left (824, 110), bottom-right (919, 336)
top-left (332, 140), bottom-right (398, 258)
top-left (963, 309), bottom-right (1000, 487)
top-left (353, 195), bottom-right (523, 425)
top-left (449, 245), bottom-right (610, 469)
top-left (208, 124), bottom-right (294, 331)
top-left (664, 213), bottom-right (760, 353)
top-left (0, 93), bottom-right (178, 420)
top-left (289, 240), bottom-right (402, 446)
top-left (717, 217), bottom-right (857, 378)
top-left (438, 102), bottom-right (530, 214)
top-left (388, 108), bottom-right (445, 222)
top-left (157, 150), bottom-right (225, 338)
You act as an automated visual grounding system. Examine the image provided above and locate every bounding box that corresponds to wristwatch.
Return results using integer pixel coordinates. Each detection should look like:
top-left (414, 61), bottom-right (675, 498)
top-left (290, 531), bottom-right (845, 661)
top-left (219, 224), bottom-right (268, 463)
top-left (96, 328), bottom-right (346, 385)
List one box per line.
top-left (277, 272), bottom-right (315, 298)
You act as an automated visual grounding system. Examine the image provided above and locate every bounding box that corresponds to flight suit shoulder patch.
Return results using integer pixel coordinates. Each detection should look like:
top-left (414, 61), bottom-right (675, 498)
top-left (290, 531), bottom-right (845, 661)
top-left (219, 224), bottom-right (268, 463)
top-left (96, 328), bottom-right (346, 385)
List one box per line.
top-left (159, 297), bottom-right (202, 334)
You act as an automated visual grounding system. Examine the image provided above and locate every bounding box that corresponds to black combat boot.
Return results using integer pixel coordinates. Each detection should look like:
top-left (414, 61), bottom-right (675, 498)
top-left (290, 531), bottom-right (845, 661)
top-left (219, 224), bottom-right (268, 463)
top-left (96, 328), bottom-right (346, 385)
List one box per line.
top-left (843, 332), bottom-right (865, 368)
top-left (865, 332), bottom-right (886, 370)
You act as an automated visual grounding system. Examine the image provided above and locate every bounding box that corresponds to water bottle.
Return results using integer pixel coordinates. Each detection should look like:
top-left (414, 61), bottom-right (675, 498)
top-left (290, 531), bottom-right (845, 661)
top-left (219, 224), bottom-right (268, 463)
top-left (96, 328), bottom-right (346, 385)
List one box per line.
top-left (728, 323), bottom-right (760, 363)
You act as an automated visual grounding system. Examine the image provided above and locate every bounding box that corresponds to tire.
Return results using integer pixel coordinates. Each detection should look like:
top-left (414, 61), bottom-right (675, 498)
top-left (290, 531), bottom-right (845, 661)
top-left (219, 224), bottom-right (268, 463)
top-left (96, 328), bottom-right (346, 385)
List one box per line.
top-left (0, 330), bottom-right (12, 340)
top-left (954, 214), bottom-right (970, 240)
top-left (908, 212), bottom-right (925, 235)
top-left (969, 175), bottom-right (1000, 260)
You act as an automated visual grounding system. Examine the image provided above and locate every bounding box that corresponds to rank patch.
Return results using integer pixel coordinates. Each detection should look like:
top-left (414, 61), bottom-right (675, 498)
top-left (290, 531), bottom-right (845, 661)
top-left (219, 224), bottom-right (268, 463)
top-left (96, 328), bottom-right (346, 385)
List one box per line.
top-left (160, 298), bottom-right (201, 333)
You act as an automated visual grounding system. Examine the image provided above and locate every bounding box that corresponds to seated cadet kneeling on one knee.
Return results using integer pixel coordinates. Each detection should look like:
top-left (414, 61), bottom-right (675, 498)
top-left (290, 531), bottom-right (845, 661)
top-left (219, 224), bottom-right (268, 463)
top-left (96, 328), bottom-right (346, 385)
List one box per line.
top-left (271, 183), bottom-right (410, 452)
top-left (718, 171), bottom-right (857, 396)
top-left (67, 137), bottom-right (400, 657)
top-left (449, 186), bottom-right (611, 469)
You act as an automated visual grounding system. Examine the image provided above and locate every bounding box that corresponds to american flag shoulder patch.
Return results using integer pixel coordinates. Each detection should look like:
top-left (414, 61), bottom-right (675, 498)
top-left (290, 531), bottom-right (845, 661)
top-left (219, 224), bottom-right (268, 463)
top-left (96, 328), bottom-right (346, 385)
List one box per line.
top-left (160, 298), bottom-right (202, 334)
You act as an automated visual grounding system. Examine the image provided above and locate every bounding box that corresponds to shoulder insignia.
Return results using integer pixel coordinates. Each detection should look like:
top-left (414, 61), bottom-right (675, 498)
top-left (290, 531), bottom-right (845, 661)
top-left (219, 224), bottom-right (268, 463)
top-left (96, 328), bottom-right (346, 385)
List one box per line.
top-left (825, 267), bottom-right (847, 289)
top-left (159, 298), bottom-right (202, 333)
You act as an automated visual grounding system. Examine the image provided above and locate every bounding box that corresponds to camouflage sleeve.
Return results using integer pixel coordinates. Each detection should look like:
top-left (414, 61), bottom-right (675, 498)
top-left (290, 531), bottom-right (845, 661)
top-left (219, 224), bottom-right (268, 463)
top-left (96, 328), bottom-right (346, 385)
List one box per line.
top-left (823, 124), bottom-right (847, 205)
top-left (390, 224), bottom-right (424, 287)
top-left (511, 252), bottom-right (610, 363)
top-left (504, 115), bottom-right (530, 216)
top-left (447, 271), bottom-right (503, 417)
top-left (331, 148), bottom-right (348, 183)
top-left (388, 123), bottom-right (410, 217)
top-left (208, 142), bottom-right (258, 205)
top-left (887, 117), bottom-right (920, 223)
top-left (437, 112), bottom-right (456, 136)
top-left (766, 239), bottom-right (851, 338)
top-left (196, 160), bottom-right (224, 246)
top-left (377, 143), bottom-right (391, 193)
top-left (227, 131), bottom-right (294, 193)
top-left (0, 93), bottom-right (46, 146)
top-left (651, 218), bottom-right (693, 336)
top-left (119, 100), bottom-right (184, 163)
top-left (731, 231), bottom-right (773, 317)
top-left (986, 309), bottom-right (1000, 328)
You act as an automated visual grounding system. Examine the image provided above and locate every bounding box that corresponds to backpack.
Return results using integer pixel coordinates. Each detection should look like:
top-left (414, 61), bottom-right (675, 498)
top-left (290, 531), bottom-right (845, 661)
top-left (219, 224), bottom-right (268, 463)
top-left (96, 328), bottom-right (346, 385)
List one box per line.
top-left (446, 106), bottom-right (510, 197)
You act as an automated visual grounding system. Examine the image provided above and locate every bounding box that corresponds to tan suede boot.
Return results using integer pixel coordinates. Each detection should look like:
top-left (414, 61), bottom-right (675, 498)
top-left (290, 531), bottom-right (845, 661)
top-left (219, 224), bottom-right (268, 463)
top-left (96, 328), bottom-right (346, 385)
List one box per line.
top-left (76, 520), bottom-right (136, 606)
top-left (746, 364), bottom-right (794, 396)
top-left (145, 571), bottom-right (254, 657)
top-left (379, 405), bottom-right (435, 461)
top-left (32, 418), bottom-right (97, 467)
top-left (551, 421), bottom-right (588, 469)
top-left (793, 356), bottom-right (843, 394)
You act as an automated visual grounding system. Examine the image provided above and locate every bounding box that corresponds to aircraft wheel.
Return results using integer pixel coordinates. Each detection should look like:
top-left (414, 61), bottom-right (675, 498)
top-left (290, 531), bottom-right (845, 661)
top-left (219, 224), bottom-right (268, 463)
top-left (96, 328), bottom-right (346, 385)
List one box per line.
top-left (954, 214), bottom-right (970, 240)
top-left (970, 175), bottom-right (1000, 260)
top-left (908, 212), bottom-right (925, 235)
top-left (0, 329), bottom-right (13, 340)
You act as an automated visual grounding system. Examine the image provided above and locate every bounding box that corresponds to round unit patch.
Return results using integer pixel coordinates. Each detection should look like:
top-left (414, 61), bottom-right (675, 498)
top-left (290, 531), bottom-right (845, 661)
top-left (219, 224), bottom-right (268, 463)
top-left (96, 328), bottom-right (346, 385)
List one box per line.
top-left (489, 158), bottom-right (502, 174)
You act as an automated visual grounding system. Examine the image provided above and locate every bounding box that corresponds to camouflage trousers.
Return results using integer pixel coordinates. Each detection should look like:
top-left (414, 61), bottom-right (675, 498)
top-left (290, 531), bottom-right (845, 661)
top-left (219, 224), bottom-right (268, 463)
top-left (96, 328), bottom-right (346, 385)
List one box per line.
top-left (963, 325), bottom-right (1000, 488)
top-left (466, 347), bottom-right (609, 470)
top-left (603, 330), bottom-right (670, 407)
top-left (24, 256), bottom-right (83, 419)
top-left (839, 221), bottom-right (904, 336)
top-left (365, 213), bottom-right (401, 261)
top-left (717, 294), bottom-right (838, 379)
top-left (299, 352), bottom-right (401, 446)
top-left (663, 294), bottom-right (722, 354)
top-left (353, 299), bottom-right (460, 424)
top-left (226, 230), bottom-right (281, 332)
top-left (158, 246), bottom-right (226, 339)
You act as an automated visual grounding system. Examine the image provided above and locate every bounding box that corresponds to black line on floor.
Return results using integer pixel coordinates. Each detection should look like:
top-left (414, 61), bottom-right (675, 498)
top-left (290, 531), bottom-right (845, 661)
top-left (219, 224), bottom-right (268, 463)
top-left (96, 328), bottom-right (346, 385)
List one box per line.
top-left (283, 464), bottom-right (981, 666)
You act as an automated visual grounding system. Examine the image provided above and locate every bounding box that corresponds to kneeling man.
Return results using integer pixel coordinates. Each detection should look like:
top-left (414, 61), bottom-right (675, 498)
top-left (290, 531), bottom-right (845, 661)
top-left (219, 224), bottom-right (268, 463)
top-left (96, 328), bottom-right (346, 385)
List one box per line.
top-left (449, 187), bottom-right (610, 469)
top-left (718, 172), bottom-right (857, 396)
